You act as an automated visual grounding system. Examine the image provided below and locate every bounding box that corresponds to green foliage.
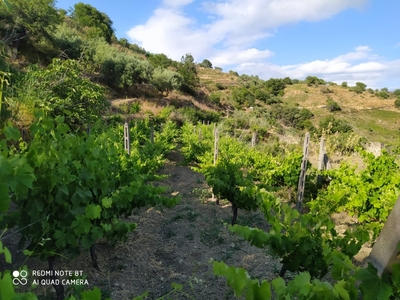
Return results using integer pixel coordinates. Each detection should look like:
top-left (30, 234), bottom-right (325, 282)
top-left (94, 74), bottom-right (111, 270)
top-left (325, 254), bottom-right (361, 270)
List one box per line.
top-left (208, 91), bottom-right (221, 105)
top-left (393, 89), bottom-right (400, 97)
top-left (326, 97), bottom-right (341, 112)
top-left (177, 107), bottom-right (220, 124)
top-left (264, 78), bottom-right (286, 96)
top-left (0, 0), bottom-right (60, 53)
top-left (202, 158), bottom-right (258, 224)
top-left (14, 58), bottom-right (108, 130)
top-left (231, 86), bottom-right (255, 107)
top-left (305, 76), bottom-right (325, 86)
top-left (341, 82), bottom-right (348, 88)
top-left (147, 53), bottom-right (176, 69)
top-left (283, 77), bottom-right (293, 85)
top-left (177, 53), bottom-right (199, 95)
top-left (270, 104), bottom-right (314, 129)
top-left (71, 2), bottom-right (114, 43)
top-left (199, 59), bottom-right (212, 68)
top-left (151, 67), bottom-right (183, 95)
top-left (319, 116), bottom-right (352, 133)
top-left (350, 82), bottom-right (367, 94)
top-left (2, 117), bottom-right (179, 263)
top-left (311, 150), bottom-right (400, 232)
top-left (229, 70), bottom-right (239, 77)
top-left (376, 91), bottom-right (390, 99)
top-left (53, 23), bottom-right (84, 59)
top-left (0, 122), bottom-right (35, 213)
top-left (395, 97), bottom-right (400, 109)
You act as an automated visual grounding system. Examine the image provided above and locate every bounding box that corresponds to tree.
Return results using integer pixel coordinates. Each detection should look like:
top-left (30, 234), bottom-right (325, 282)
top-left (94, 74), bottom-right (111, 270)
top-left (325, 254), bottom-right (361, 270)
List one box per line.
top-left (0, 0), bottom-right (61, 56)
top-left (341, 81), bottom-right (348, 88)
top-left (351, 82), bottom-right (367, 94)
top-left (177, 53), bottom-right (199, 95)
top-left (326, 97), bottom-right (341, 112)
top-left (71, 2), bottom-right (114, 43)
top-left (231, 87), bottom-right (255, 107)
top-left (15, 58), bottom-right (108, 130)
top-left (395, 97), bottom-right (400, 109)
top-left (264, 78), bottom-right (286, 96)
top-left (151, 67), bottom-right (183, 95)
top-left (199, 59), bottom-right (212, 68)
top-left (283, 77), bottom-right (293, 85)
top-left (305, 76), bottom-right (324, 86)
top-left (393, 89), bottom-right (400, 97)
top-left (147, 53), bottom-right (175, 69)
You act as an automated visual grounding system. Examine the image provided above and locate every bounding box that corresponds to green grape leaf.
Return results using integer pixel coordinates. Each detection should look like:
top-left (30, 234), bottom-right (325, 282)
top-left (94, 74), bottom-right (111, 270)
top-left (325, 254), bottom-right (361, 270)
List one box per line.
top-left (80, 287), bottom-right (101, 300)
top-left (0, 242), bottom-right (12, 263)
top-left (288, 272), bottom-right (311, 296)
top-left (101, 197), bottom-right (112, 209)
top-left (391, 263), bottom-right (400, 289)
top-left (334, 281), bottom-right (350, 300)
top-left (3, 124), bottom-right (20, 141)
top-left (0, 272), bottom-right (16, 300)
top-left (355, 263), bottom-right (392, 300)
top-left (85, 204), bottom-right (101, 220)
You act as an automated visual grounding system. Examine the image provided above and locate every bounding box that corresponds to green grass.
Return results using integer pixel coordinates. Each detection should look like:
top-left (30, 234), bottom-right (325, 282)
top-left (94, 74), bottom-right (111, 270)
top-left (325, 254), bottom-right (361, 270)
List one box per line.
top-left (339, 110), bottom-right (400, 144)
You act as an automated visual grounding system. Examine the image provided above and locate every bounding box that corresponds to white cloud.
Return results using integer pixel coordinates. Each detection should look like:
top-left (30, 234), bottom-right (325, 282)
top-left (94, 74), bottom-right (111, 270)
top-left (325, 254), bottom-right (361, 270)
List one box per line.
top-left (126, 0), bottom-right (399, 89)
top-left (235, 46), bottom-right (399, 89)
top-left (127, 0), bottom-right (367, 60)
top-left (163, 0), bottom-right (195, 8)
top-left (211, 48), bottom-right (274, 66)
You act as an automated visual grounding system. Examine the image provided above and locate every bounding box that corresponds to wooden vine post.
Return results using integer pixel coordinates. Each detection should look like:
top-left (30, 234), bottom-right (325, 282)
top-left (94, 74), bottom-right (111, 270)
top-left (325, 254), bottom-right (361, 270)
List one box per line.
top-left (296, 132), bottom-right (310, 213)
top-left (124, 122), bottom-right (130, 155)
top-left (213, 126), bottom-right (219, 205)
top-left (251, 132), bottom-right (256, 147)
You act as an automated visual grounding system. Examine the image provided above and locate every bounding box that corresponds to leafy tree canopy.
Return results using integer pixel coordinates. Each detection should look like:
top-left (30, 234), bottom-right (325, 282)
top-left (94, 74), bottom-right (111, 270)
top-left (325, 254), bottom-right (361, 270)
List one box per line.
top-left (71, 2), bottom-right (114, 43)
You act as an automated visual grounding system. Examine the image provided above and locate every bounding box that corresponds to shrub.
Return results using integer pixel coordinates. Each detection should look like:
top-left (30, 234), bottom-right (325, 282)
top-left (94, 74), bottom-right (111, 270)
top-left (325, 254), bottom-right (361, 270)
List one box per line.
top-left (376, 91), bottom-right (389, 99)
top-left (395, 97), bottom-right (400, 109)
top-left (229, 70), bottom-right (239, 77)
top-left (326, 98), bottom-right (341, 112)
top-left (215, 83), bottom-right (225, 90)
top-left (319, 115), bottom-right (352, 133)
top-left (341, 82), bottom-right (348, 88)
top-left (209, 92), bottom-right (221, 105)
top-left (151, 67), bottom-right (183, 95)
top-left (231, 87), bottom-right (255, 107)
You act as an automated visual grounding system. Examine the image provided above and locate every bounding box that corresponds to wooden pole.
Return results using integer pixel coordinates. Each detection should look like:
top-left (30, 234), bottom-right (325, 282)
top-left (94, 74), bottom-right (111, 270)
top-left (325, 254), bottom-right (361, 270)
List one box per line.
top-left (124, 122), bottom-right (130, 155)
top-left (296, 132), bottom-right (310, 213)
top-left (213, 128), bottom-right (219, 205)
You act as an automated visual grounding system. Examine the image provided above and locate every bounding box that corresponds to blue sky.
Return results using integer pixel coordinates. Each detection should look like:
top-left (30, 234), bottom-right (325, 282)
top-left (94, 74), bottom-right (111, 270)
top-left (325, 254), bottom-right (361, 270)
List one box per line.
top-left (56, 0), bottom-right (400, 90)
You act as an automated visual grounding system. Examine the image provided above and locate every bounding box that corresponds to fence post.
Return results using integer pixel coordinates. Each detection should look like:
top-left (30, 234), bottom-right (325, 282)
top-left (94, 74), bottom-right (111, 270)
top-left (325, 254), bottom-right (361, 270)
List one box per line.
top-left (296, 132), bottom-right (310, 213)
top-left (212, 128), bottom-right (219, 205)
top-left (251, 132), bottom-right (256, 147)
top-left (124, 122), bottom-right (130, 155)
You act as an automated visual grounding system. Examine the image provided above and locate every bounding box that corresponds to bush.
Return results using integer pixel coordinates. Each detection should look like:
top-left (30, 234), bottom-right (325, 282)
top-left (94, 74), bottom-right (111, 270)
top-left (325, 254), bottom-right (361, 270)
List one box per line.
top-left (376, 91), bottom-right (390, 99)
top-left (231, 87), bottom-right (255, 107)
top-left (341, 82), bottom-right (348, 88)
top-left (209, 92), bottom-right (221, 105)
top-left (326, 98), bottom-right (341, 112)
top-left (270, 105), bottom-right (313, 130)
top-left (319, 115), bottom-right (352, 133)
top-left (199, 59), bottom-right (212, 68)
top-left (229, 70), bottom-right (239, 77)
top-left (215, 83), bottom-right (225, 90)
top-left (395, 98), bottom-right (400, 109)
top-left (151, 67), bottom-right (183, 95)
